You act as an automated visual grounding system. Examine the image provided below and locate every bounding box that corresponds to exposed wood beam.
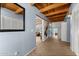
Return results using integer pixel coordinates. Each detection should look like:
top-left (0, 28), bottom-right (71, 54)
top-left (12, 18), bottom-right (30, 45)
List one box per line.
top-left (5, 3), bottom-right (19, 11)
top-left (15, 8), bottom-right (23, 14)
top-left (49, 16), bottom-right (64, 21)
top-left (50, 19), bottom-right (64, 22)
top-left (1, 3), bottom-right (6, 7)
top-left (46, 8), bottom-right (68, 16)
top-left (48, 13), bottom-right (66, 19)
top-left (47, 12), bottom-right (67, 17)
top-left (49, 17), bottom-right (64, 22)
top-left (35, 4), bottom-right (42, 9)
top-left (53, 17), bottom-right (64, 20)
top-left (40, 3), bottom-right (67, 12)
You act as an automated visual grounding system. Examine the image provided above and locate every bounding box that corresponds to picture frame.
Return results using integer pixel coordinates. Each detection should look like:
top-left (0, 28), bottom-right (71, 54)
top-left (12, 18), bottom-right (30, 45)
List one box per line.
top-left (0, 3), bottom-right (25, 32)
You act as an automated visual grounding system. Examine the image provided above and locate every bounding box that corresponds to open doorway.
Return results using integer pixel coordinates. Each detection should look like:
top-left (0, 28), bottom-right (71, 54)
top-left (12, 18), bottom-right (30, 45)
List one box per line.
top-left (51, 22), bottom-right (61, 39)
top-left (52, 27), bottom-right (58, 39)
top-left (35, 15), bottom-right (48, 45)
top-left (35, 15), bottom-right (42, 44)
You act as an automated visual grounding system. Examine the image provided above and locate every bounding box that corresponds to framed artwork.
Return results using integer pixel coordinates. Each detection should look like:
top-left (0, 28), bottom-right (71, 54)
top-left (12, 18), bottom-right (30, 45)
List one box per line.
top-left (0, 3), bottom-right (25, 32)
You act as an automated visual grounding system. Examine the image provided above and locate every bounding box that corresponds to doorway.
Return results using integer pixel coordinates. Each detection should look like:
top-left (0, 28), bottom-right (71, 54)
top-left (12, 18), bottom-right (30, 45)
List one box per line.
top-left (35, 15), bottom-right (48, 45)
top-left (35, 16), bottom-right (42, 45)
top-left (52, 28), bottom-right (58, 39)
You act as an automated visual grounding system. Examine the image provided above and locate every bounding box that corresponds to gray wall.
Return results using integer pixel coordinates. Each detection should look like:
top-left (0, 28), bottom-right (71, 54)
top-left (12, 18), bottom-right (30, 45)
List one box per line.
top-left (62, 4), bottom-right (79, 55)
top-left (62, 3), bottom-right (79, 55)
top-left (0, 3), bottom-right (36, 56)
top-left (67, 18), bottom-right (70, 42)
top-left (64, 15), bottom-right (71, 42)
top-left (69, 3), bottom-right (79, 55)
top-left (0, 3), bottom-right (48, 56)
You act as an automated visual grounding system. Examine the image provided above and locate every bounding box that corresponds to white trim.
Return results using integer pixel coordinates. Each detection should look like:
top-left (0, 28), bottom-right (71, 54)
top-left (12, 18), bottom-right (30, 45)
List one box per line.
top-left (24, 47), bottom-right (36, 56)
top-left (70, 46), bottom-right (74, 52)
top-left (75, 52), bottom-right (79, 56)
top-left (42, 39), bottom-right (46, 42)
top-left (70, 47), bottom-right (79, 56)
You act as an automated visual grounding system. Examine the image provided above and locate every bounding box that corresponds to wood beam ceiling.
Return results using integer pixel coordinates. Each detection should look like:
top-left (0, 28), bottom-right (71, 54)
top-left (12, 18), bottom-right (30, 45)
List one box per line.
top-left (34, 3), bottom-right (71, 22)
top-left (48, 13), bottom-right (66, 19)
top-left (34, 3), bottom-right (53, 10)
top-left (49, 19), bottom-right (64, 22)
top-left (46, 8), bottom-right (68, 16)
top-left (49, 17), bottom-right (64, 22)
top-left (49, 16), bottom-right (65, 20)
top-left (15, 8), bottom-right (23, 14)
top-left (34, 3), bottom-right (43, 9)
top-left (40, 3), bottom-right (67, 12)
top-left (47, 12), bottom-right (67, 17)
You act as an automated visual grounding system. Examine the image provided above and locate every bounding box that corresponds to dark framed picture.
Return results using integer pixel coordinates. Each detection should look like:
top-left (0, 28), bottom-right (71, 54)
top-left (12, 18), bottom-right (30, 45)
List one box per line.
top-left (0, 3), bottom-right (25, 32)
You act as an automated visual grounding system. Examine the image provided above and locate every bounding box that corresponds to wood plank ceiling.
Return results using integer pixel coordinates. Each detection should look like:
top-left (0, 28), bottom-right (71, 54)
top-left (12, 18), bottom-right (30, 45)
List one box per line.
top-left (34, 3), bottom-right (71, 22)
top-left (0, 3), bottom-right (23, 14)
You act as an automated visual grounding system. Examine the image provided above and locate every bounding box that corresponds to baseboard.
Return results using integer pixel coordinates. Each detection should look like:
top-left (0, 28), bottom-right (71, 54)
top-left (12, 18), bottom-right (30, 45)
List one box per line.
top-left (75, 52), bottom-right (79, 56)
top-left (70, 47), bottom-right (79, 56)
top-left (70, 47), bottom-right (74, 52)
top-left (42, 39), bottom-right (46, 42)
top-left (61, 40), bottom-right (70, 43)
top-left (24, 47), bottom-right (36, 56)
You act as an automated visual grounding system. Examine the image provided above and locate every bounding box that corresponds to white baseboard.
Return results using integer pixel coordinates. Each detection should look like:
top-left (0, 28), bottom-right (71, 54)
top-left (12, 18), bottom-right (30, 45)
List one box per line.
top-left (70, 47), bottom-right (79, 56)
top-left (75, 52), bottom-right (79, 56)
top-left (42, 39), bottom-right (46, 42)
top-left (24, 47), bottom-right (36, 56)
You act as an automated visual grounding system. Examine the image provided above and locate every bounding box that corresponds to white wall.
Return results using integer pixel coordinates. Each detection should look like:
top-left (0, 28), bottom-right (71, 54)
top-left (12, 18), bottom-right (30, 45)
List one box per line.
top-left (51, 22), bottom-right (61, 39)
top-left (60, 3), bottom-right (79, 55)
top-left (69, 4), bottom-right (79, 55)
top-left (35, 16), bottom-right (42, 33)
top-left (42, 20), bottom-right (48, 41)
top-left (51, 21), bottom-right (68, 42)
top-left (0, 3), bottom-right (48, 56)
top-left (35, 15), bottom-right (48, 41)
top-left (61, 22), bottom-right (67, 42)
top-left (36, 24), bottom-right (42, 33)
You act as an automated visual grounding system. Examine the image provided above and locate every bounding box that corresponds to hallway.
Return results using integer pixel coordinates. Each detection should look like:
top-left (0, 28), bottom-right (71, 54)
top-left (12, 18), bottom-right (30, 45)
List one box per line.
top-left (28, 37), bottom-right (76, 56)
top-left (0, 3), bottom-right (79, 56)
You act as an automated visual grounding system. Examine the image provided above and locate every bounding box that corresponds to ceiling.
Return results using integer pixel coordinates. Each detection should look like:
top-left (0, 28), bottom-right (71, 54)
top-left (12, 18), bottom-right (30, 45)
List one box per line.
top-left (34, 3), bottom-right (71, 22)
top-left (0, 3), bottom-right (23, 14)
